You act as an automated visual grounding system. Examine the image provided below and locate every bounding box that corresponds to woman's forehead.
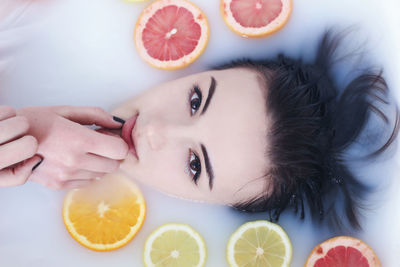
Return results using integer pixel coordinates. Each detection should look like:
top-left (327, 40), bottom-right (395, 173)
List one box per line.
top-left (193, 68), bottom-right (271, 203)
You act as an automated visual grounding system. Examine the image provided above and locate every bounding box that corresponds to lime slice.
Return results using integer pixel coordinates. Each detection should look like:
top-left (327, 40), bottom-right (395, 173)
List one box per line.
top-left (143, 223), bottom-right (207, 267)
top-left (227, 220), bottom-right (292, 267)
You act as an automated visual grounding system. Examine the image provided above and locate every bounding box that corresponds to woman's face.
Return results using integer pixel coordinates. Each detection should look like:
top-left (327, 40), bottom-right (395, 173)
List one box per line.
top-left (113, 68), bottom-right (270, 205)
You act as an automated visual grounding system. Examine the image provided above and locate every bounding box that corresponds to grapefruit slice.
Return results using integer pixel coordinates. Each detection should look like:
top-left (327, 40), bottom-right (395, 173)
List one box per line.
top-left (305, 236), bottom-right (381, 267)
top-left (220, 0), bottom-right (292, 38)
top-left (134, 0), bottom-right (209, 70)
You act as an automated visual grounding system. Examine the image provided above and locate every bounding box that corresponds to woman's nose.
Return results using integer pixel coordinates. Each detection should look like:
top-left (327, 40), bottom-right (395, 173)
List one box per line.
top-left (144, 119), bottom-right (193, 151)
top-left (144, 121), bottom-right (166, 151)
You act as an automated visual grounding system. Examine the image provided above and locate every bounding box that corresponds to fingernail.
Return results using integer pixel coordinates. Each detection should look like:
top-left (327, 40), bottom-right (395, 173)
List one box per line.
top-left (32, 158), bottom-right (43, 171)
top-left (113, 116), bottom-right (125, 124)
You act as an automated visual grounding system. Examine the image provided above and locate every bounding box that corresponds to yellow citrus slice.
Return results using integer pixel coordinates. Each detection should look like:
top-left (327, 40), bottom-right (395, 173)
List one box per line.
top-left (220, 0), bottom-right (292, 38)
top-left (62, 172), bottom-right (146, 251)
top-left (305, 236), bottom-right (381, 267)
top-left (143, 223), bottom-right (207, 267)
top-left (226, 220), bottom-right (292, 267)
top-left (134, 0), bottom-right (209, 70)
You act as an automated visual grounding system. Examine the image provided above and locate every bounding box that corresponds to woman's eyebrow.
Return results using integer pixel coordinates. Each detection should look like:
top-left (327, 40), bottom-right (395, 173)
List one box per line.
top-left (200, 76), bottom-right (216, 116)
top-left (200, 143), bottom-right (214, 190)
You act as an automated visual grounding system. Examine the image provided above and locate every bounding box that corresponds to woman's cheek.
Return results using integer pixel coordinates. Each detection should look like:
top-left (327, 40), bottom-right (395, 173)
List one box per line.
top-left (149, 156), bottom-right (184, 190)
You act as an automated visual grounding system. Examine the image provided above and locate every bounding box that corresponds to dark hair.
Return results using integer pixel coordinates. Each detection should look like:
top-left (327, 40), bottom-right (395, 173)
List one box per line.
top-left (213, 29), bottom-right (399, 230)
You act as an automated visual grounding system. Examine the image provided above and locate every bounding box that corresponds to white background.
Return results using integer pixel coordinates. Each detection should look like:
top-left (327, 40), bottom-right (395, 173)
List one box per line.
top-left (0, 0), bottom-right (399, 266)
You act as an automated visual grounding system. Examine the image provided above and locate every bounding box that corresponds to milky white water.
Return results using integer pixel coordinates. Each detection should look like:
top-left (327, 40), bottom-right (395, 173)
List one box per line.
top-left (0, 0), bottom-right (399, 266)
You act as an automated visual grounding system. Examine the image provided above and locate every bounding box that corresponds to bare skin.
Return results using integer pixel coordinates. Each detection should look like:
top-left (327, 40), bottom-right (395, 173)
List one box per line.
top-left (0, 106), bottom-right (40, 187)
top-left (113, 68), bottom-right (271, 205)
top-left (1, 68), bottom-right (270, 205)
top-left (0, 105), bottom-right (128, 189)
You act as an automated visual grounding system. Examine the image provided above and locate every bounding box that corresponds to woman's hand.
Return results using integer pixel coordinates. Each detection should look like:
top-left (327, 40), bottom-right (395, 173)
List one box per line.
top-left (0, 106), bottom-right (42, 187)
top-left (17, 106), bottom-right (129, 190)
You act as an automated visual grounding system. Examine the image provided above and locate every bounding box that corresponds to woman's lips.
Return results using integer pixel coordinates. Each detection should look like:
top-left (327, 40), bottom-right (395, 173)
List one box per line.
top-left (121, 114), bottom-right (138, 159)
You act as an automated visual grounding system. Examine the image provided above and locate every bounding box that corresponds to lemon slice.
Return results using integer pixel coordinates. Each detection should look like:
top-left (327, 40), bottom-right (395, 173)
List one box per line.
top-left (63, 172), bottom-right (146, 251)
top-left (143, 223), bottom-right (207, 267)
top-left (227, 220), bottom-right (292, 267)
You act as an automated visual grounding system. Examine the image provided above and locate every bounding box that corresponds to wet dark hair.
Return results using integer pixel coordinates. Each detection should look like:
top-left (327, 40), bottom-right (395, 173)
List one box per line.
top-left (213, 30), bottom-right (399, 230)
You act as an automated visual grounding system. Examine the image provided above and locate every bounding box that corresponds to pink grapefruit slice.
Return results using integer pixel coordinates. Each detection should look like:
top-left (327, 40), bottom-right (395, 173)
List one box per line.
top-left (134, 0), bottom-right (209, 70)
top-left (305, 236), bottom-right (381, 267)
top-left (220, 0), bottom-right (292, 38)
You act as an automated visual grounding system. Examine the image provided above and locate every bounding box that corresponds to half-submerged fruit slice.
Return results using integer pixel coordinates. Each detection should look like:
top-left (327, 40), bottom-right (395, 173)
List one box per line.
top-left (226, 220), bottom-right (292, 267)
top-left (63, 172), bottom-right (146, 251)
top-left (143, 223), bottom-right (207, 267)
top-left (135, 0), bottom-right (209, 70)
top-left (221, 0), bottom-right (292, 38)
top-left (305, 236), bottom-right (381, 267)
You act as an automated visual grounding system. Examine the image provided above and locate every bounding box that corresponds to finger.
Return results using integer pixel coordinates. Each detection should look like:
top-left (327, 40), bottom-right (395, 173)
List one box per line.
top-left (0, 135), bottom-right (38, 169)
top-left (29, 170), bottom-right (104, 190)
top-left (96, 128), bottom-right (122, 138)
top-left (85, 132), bottom-right (128, 160)
top-left (78, 153), bottom-right (121, 173)
top-left (0, 106), bottom-right (16, 120)
top-left (61, 179), bottom-right (94, 190)
top-left (0, 155), bottom-right (42, 187)
top-left (55, 106), bottom-right (124, 129)
top-left (0, 116), bottom-right (29, 145)
top-left (66, 170), bottom-right (106, 181)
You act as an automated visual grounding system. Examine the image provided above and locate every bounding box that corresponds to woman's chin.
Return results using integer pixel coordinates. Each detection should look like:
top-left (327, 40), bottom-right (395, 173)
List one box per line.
top-left (119, 153), bottom-right (138, 174)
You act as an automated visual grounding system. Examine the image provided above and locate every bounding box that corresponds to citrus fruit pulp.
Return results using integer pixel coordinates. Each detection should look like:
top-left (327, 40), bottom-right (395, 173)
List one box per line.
top-left (143, 223), bottom-right (207, 267)
top-left (62, 172), bottom-right (146, 251)
top-left (134, 0), bottom-right (209, 70)
top-left (226, 220), bottom-right (292, 267)
top-left (220, 0), bottom-right (292, 38)
top-left (305, 236), bottom-right (381, 267)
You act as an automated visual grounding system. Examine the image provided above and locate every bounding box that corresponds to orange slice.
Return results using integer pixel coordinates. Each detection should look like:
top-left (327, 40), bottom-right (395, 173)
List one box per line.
top-left (305, 236), bottom-right (381, 267)
top-left (220, 0), bottom-right (292, 38)
top-left (62, 172), bottom-right (146, 251)
top-left (134, 0), bottom-right (209, 70)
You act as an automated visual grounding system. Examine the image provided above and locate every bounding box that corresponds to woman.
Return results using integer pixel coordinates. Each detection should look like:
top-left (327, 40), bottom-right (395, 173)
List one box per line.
top-left (112, 30), bottom-right (399, 230)
top-left (2, 31), bottom-right (399, 230)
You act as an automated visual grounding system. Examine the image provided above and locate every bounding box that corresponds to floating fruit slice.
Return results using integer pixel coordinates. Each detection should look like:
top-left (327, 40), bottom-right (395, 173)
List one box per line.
top-left (220, 0), bottom-right (292, 38)
top-left (226, 220), bottom-right (292, 267)
top-left (134, 0), bottom-right (209, 70)
top-left (62, 172), bottom-right (146, 251)
top-left (305, 236), bottom-right (381, 267)
top-left (143, 223), bottom-right (207, 267)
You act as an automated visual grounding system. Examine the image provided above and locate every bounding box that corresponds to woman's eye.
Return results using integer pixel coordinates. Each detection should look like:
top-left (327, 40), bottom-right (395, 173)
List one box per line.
top-left (189, 86), bottom-right (202, 116)
top-left (188, 150), bottom-right (201, 184)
